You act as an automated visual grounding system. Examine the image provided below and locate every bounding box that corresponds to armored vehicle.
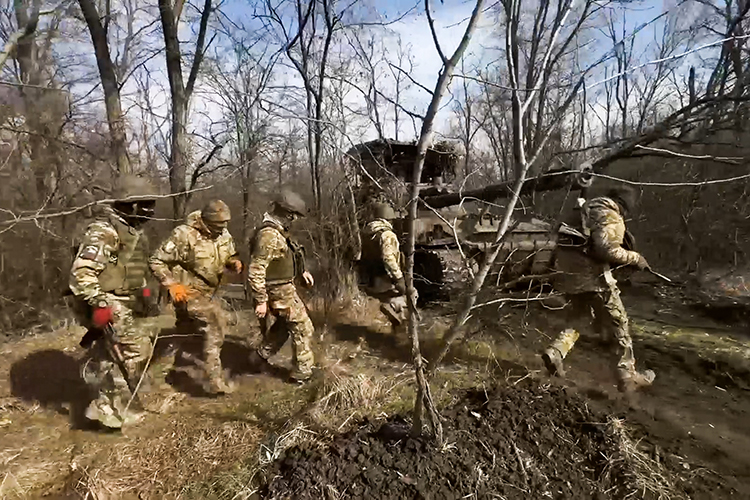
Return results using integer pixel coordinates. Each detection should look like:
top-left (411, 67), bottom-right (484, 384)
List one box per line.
top-left (347, 139), bottom-right (593, 302)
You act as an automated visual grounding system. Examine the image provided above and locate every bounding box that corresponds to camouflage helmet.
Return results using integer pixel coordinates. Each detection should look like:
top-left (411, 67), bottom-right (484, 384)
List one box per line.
top-left (110, 175), bottom-right (160, 202)
top-left (273, 189), bottom-right (307, 216)
top-left (606, 185), bottom-right (638, 214)
top-left (201, 199), bottom-right (231, 223)
top-left (371, 201), bottom-right (396, 220)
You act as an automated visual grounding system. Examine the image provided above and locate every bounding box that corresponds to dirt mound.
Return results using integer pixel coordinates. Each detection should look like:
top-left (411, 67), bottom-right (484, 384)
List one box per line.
top-left (258, 381), bottom-right (726, 499)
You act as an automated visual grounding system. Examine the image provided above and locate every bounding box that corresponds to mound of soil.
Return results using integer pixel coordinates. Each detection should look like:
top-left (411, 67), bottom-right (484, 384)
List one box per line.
top-left (258, 381), bottom-right (726, 499)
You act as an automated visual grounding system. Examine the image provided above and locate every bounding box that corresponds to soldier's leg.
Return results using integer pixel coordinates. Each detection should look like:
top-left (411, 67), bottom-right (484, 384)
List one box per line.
top-left (279, 290), bottom-right (315, 381)
top-left (592, 285), bottom-right (655, 392)
top-left (187, 296), bottom-right (233, 393)
top-left (256, 313), bottom-right (290, 360)
top-left (84, 298), bottom-right (147, 428)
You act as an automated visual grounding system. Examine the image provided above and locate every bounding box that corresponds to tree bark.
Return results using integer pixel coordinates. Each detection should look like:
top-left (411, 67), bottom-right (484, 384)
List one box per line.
top-left (78, 0), bottom-right (131, 174)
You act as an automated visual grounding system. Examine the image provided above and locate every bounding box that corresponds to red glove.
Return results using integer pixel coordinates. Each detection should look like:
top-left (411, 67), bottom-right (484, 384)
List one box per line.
top-left (92, 307), bottom-right (113, 328)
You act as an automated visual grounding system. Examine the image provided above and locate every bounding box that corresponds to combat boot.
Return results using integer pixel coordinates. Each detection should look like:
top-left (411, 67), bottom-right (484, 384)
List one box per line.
top-left (617, 369), bottom-right (656, 393)
top-left (247, 350), bottom-right (274, 375)
top-left (542, 347), bottom-right (566, 377)
top-left (379, 302), bottom-right (402, 326)
top-left (205, 376), bottom-right (236, 395)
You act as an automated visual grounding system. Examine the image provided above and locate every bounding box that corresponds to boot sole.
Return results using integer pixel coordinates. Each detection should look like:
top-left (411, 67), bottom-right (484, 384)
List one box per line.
top-left (542, 352), bottom-right (565, 378)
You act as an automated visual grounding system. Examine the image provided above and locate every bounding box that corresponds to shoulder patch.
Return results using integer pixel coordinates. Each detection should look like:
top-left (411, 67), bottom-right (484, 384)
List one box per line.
top-left (78, 245), bottom-right (100, 261)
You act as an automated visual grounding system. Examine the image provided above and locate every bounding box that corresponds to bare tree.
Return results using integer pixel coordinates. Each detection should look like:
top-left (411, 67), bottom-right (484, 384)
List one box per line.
top-left (403, 0), bottom-right (485, 442)
top-left (158, 0), bottom-right (214, 220)
top-left (77, 0), bottom-right (132, 173)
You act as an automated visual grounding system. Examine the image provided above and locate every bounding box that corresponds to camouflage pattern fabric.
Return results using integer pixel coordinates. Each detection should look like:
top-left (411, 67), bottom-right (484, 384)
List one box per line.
top-left (547, 196), bottom-right (642, 378)
top-left (150, 210), bottom-right (240, 295)
top-left (70, 210), bottom-right (148, 304)
top-left (248, 213), bottom-right (294, 304)
top-left (70, 212), bottom-right (151, 428)
top-left (363, 219), bottom-right (403, 282)
top-left (173, 294), bottom-right (231, 390)
top-left (149, 210), bottom-right (240, 391)
top-left (249, 215), bottom-right (315, 379)
top-left (256, 284), bottom-right (315, 379)
top-left (548, 287), bottom-right (636, 374)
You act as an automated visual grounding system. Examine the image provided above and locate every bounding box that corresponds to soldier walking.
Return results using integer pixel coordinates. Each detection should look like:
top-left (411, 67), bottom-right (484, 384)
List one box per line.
top-left (69, 175), bottom-right (159, 429)
top-left (149, 200), bottom-right (242, 395)
top-left (543, 185), bottom-right (656, 393)
top-left (247, 190), bottom-right (316, 383)
top-left (360, 201), bottom-right (411, 327)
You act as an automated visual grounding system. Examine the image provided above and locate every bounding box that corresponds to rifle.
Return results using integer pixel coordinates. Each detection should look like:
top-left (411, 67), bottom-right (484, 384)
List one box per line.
top-left (79, 322), bottom-right (143, 409)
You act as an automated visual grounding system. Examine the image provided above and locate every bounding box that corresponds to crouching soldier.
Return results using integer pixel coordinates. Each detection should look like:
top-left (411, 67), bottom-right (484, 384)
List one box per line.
top-left (543, 185), bottom-right (656, 393)
top-left (149, 200), bottom-right (242, 395)
top-left (69, 175), bottom-right (158, 429)
top-left (360, 201), bottom-right (412, 327)
top-left (247, 190), bottom-right (316, 383)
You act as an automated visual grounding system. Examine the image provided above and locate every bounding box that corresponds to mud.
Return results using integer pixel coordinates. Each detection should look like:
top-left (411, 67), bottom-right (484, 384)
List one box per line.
top-left (259, 380), bottom-right (731, 500)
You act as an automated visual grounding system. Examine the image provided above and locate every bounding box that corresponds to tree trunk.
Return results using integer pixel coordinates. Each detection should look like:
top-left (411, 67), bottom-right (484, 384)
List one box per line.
top-left (78, 0), bottom-right (130, 174)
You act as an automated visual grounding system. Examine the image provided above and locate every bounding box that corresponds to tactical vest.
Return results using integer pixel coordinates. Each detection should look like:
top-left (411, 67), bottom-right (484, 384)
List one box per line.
top-left (98, 216), bottom-right (149, 295)
top-left (360, 227), bottom-right (388, 277)
top-left (251, 221), bottom-right (300, 284)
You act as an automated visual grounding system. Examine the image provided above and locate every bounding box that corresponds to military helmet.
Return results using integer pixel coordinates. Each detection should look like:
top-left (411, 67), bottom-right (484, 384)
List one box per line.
top-left (606, 185), bottom-right (638, 214)
top-left (201, 199), bottom-right (231, 222)
top-left (273, 189), bottom-right (307, 216)
top-left (371, 201), bottom-right (396, 220)
top-left (110, 175), bottom-right (160, 202)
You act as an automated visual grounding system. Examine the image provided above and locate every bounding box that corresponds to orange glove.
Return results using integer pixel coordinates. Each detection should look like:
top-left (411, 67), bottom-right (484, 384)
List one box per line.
top-left (168, 283), bottom-right (189, 303)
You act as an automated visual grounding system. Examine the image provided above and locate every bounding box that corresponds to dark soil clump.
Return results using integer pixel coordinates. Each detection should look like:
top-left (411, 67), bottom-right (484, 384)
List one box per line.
top-left (258, 380), bottom-right (731, 499)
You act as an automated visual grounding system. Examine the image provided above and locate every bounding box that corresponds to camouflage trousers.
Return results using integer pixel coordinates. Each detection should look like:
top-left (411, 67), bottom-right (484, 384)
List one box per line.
top-left (257, 283), bottom-right (315, 379)
top-left (368, 275), bottom-right (416, 326)
top-left (547, 283), bottom-right (636, 376)
top-left (173, 293), bottom-right (230, 387)
top-left (78, 294), bottom-right (151, 428)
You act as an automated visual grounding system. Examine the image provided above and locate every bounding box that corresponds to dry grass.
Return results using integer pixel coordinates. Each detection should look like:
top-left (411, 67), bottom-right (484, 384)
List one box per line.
top-left (604, 417), bottom-right (683, 500)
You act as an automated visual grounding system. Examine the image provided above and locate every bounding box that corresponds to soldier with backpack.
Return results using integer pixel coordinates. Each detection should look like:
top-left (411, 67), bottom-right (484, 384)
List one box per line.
top-left (69, 175), bottom-right (159, 429)
top-left (543, 185), bottom-right (656, 393)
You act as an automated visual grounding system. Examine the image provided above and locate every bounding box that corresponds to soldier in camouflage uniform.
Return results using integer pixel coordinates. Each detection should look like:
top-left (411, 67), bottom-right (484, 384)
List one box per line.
top-left (360, 201), bottom-right (411, 326)
top-left (543, 186), bottom-right (656, 393)
top-left (69, 175), bottom-right (158, 429)
top-left (149, 200), bottom-right (242, 395)
top-left (247, 190), bottom-right (316, 383)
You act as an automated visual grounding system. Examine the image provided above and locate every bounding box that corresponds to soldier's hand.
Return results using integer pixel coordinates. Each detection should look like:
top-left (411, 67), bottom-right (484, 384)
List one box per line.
top-left (168, 283), bottom-right (189, 303)
top-left (302, 271), bottom-right (314, 288)
top-left (255, 302), bottom-right (268, 319)
top-left (635, 255), bottom-right (650, 271)
top-left (228, 259), bottom-right (243, 274)
top-left (394, 277), bottom-right (406, 296)
top-left (91, 306), bottom-right (113, 328)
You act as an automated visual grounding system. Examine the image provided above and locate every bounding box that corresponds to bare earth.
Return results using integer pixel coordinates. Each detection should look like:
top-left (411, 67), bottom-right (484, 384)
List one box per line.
top-left (1, 280), bottom-right (749, 499)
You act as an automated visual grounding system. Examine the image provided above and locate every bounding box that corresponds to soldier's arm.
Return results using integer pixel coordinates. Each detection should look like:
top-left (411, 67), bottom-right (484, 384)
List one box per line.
top-left (380, 230), bottom-right (403, 281)
top-left (224, 235), bottom-right (242, 268)
top-left (589, 207), bottom-right (642, 267)
top-left (69, 222), bottom-right (118, 306)
top-left (247, 228), bottom-right (286, 303)
top-left (149, 227), bottom-right (189, 287)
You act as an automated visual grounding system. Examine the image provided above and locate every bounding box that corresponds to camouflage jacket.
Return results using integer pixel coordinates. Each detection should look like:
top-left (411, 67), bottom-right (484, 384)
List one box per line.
top-left (362, 219), bottom-right (403, 282)
top-left (554, 196), bottom-right (642, 294)
top-left (248, 213), bottom-right (306, 304)
top-left (69, 208), bottom-right (149, 306)
top-left (149, 210), bottom-right (240, 295)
